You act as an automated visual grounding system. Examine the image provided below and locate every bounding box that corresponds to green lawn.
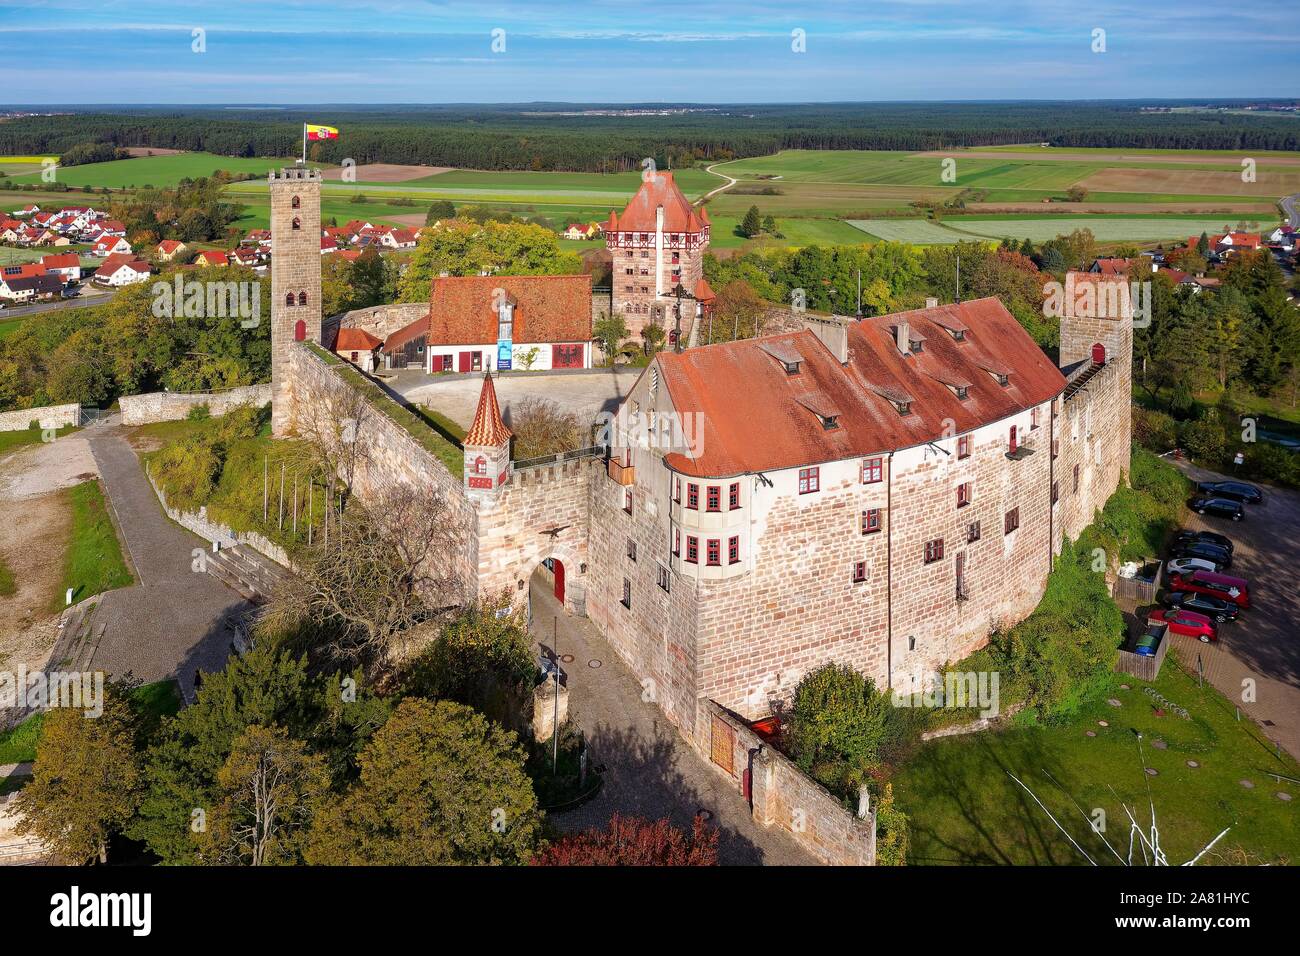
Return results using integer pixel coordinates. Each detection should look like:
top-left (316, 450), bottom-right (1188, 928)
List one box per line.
top-left (56, 479), bottom-right (133, 610)
top-left (0, 680), bottom-right (182, 766)
top-left (893, 659), bottom-right (1300, 865)
top-left (0, 424), bottom-right (76, 455)
top-left (10, 152), bottom-right (303, 189)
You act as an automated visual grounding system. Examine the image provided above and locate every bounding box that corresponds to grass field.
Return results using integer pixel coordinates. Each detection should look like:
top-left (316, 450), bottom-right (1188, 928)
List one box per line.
top-left (893, 659), bottom-right (1300, 865)
top-left (848, 214), bottom-right (1272, 245)
top-left (56, 478), bottom-right (133, 610)
top-left (10, 152), bottom-right (302, 189)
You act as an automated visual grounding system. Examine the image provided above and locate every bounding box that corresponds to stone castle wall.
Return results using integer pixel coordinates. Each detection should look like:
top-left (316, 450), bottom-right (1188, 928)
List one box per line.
top-left (336, 302), bottom-right (428, 342)
top-left (119, 385), bottom-right (270, 426)
top-left (271, 169), bottom-right (323, 437)
top-left (0, 402), bottom-right (78, 432)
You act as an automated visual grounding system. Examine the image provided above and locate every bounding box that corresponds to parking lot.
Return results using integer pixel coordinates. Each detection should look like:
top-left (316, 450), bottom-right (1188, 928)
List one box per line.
top-left (1160, 461), bottom-right (1300, 758)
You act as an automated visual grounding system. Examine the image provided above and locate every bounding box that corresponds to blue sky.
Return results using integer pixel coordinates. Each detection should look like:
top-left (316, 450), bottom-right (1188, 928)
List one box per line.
top-left (0, 0), bottom-right (1296, 103)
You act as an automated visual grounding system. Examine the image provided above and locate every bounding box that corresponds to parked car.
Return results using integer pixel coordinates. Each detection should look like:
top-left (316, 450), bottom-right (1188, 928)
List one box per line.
top-left (1173, 530), bottom-right (1234, 555)
top-left (1166, 556), bottom-right (1224, 576)
top-left (1164, 590), bottom-right (1240, 622)
top-left (1196, 481), bottom-right (1263, 504)
top-left (1169, 569), bottom-right (1251, 609)
top-left (1149, 609), bottom-right (1217, 643)
top-left (1188, 496), bottom-right (1245, 521)
top-left (1170, 541), bottom-right (1232, 569)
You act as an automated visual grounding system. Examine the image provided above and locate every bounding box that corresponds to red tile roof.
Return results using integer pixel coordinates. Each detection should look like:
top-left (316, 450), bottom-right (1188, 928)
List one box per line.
top-left (658, 297), bottom-right (1066, 477)
top-left (335, 328), bottom-right (384, 352)
top-left (1, 262), bottom-right (48, 280)
top-left (383, 313), bottom-right (431, 353)
top-left (609, 171), bottom-right (706, 233)
top-left (40, 253), bottom-right (79, 270)
top-left (156, 240), bottom-right (183, 254)
top-left (1092, 257), bottom-right (1133, 276)
top-left (197, 251), bottom-right (229, 266)
top-left (427, 274), bottom-right (591, 345)
top-left (464, 372), bottom-right (512, 447)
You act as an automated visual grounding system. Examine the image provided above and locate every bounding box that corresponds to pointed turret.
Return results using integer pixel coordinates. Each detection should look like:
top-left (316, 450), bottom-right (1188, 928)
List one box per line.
top-left (464, 372), bottom-right (512, 497)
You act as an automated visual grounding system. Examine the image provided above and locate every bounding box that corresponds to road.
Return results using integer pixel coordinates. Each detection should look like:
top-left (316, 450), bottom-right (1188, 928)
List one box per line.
top-left (702, 160), bottom-right (740, 202)
top-left (0, 288), bottom-right (118, 320)
top-left (1281, 192), bottom-right (1299, 229)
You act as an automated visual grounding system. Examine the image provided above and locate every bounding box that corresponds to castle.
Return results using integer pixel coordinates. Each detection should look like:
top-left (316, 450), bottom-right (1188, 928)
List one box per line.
top-left (271, 168), bottom-right (1133, 750)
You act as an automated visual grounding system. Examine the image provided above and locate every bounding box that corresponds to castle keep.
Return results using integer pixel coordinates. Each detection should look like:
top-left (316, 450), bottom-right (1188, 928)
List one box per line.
top-left (272, 169), bottom-right (1133, 749)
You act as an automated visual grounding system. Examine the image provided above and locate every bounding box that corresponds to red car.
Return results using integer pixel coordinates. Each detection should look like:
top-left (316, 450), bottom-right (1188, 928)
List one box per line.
top-left (1149, 609), bottom-right (1218, 643)
top-left (1169, 570), bottom-right (1251, 609)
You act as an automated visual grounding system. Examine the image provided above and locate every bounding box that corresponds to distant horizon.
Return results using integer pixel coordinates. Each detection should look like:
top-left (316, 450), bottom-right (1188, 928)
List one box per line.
top-left (1, 0), bottom-right (1297, 103)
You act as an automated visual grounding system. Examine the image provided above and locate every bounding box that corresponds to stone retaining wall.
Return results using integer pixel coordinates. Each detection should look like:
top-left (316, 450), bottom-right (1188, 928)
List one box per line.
top-left (0, 402), bottom-right (79, 433)
top-left (699, 701), bottom-right (877, 866)
top-left (119, 385), bottom-right (271, 426)
top-left (336, 302), bottom-right (429, 341)
top-left (144, 462), bottom-right (291, 568)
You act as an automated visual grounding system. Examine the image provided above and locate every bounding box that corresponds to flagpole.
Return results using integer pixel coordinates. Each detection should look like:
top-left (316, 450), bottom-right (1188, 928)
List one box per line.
top-left (301, 123), bottom-right (306, 165)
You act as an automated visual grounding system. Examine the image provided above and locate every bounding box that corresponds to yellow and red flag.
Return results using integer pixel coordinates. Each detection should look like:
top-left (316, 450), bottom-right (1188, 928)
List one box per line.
top-left (305, 124), bottom-right (338, 141)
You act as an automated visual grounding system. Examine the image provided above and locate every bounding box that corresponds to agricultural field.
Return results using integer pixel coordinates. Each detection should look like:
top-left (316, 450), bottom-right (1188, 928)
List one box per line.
top-left (848, 214), bottom-right (1270, 245)
top-left (7, 151), bottom-right (300, 189)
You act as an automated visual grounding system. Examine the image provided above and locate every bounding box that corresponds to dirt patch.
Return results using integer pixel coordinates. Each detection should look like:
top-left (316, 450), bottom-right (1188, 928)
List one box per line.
top-left (321, 163), bottom-right (452, 183)
top-left (0, 433), bottom-right (98, 501)
top-left (1079, 167), bottom-right (1300, 199)
top-left (121, 146), bottom-right (186, 157)
top-left (0, 491), bottom-right (70, 666)
top-left (386, 213), bottom-right (430, 228)
top-left (914, 149), bottom-right (1300, 167)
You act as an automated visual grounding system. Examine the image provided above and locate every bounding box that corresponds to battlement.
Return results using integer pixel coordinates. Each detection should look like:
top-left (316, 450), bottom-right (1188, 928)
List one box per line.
top-left (269, 167), bottom-right (322, 183)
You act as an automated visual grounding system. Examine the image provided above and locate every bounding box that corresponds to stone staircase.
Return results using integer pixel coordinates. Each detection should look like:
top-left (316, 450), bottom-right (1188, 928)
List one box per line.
top-left (49, 594), bottom-right (107, 674)
top-left (203, 544), bottom-right (288, 604)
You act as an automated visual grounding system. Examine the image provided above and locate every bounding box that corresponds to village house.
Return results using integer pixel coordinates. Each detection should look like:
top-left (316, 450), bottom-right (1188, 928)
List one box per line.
top-left (194, 250), bottom-right (230, 268)
top-left (155, 239), bottom-right (187, 261)
top-left (91, 234), bottom-right (132, 258)
top-left (93, 253), bottom-right (152, 286)
top-left (40, 252), bottom-right (81, 283)
top-left (0, 271), bottom-right (65, 303)
top-left (381, 273), bottom-right (594, 372)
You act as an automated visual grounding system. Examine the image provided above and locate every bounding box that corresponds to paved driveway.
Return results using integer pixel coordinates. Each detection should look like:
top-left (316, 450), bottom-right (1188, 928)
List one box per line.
top-left (528, 579), bottom-right (814, 865)
top-left (1164, 460), bottom-right (1300, 759)
top-left (84, 421), bottom-right (250, 699)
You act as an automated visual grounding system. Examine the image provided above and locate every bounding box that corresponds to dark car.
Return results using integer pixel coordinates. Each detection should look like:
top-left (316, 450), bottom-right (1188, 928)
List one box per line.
top-left (1173, 529), bottom-right (1234, 554)
top-left (1170, 541), bottom-right (1233, 569)
top-left (1196, 481), bottom-right (1263, 504)
top-left (1164, 590), bottom-right (1240, 622)
top-left (1188, 496), bottom-right (1245, 521)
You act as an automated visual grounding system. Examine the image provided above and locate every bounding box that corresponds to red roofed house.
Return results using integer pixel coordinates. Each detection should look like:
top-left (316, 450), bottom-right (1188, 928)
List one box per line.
top-left (333, 327), bottom-right (385, 372)
top-left (93, 253), bottom-right (152, 286)
top-left (380, 227), bottom-right (418, 250)
top-left (462, 372), bottom-right (513, 499)
top-left (605, 171), bottom-right (712, 338)
top-left (194, 250), bottom-right (230, 268)
top-left (1193, 232), bottom-right (1263, 257)
top-left (155, 239), bottom-right (187, 262)
top-left (582, 295), bottom-right (1133, 728)
top-left (387, 274), bottom-right (593, 374)
top-left (91, 234), bottom-right (132, 258)
top-left (40, 253), bottom-right (81, 283)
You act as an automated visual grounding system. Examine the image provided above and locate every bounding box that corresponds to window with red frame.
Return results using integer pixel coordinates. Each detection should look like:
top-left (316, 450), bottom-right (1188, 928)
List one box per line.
top-left (798, 467), bottom-right (820, 494)
top-left (728, 482), bottom-right (740, 510)
top-left (687, 483), bottom-right (699, 509)
top-left (853, 561), bottom-right (867, 583)
top-left (728, 536), bottom-right (739, 564)
top-left (1005, 507), bottom-right (1020, 534)
top-left (623, 489), bottom-right (632, 514)
top-left (1009, 425), bottom-right (1018, 453)
top-left (861, 457), bottom-right (883, 483)
top-left (957, 435), bottom-right (971, 459)
top-left (968, 520), bottom-right (981, 543)
top-left (706, 539), bottom-right (721, 566)
top-left (1031, 406), bottom-right (1041, 429)
top-left (861, 508), bottom-right (881, 534)
top-left (706, 486), bottom-right (721, 512)
top-left (686, 536), bottom-right (698, 563)
top-left (924, 539), bottom-right (944, 563)
top-left (957, 482), bottom-right (972, 508)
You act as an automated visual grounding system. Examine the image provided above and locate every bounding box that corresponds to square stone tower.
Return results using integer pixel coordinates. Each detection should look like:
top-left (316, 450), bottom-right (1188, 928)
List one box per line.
top-left (270, 166), bottom-right (323, 436)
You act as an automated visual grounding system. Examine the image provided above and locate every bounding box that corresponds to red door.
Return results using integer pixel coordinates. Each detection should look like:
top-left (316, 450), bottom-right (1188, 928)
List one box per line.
top-left (553, 560), bottom-right (565, 604)
top-left (457, 351), bottom-right (472, 372)
top-left (1091, 342), bottom-right (1106, 365)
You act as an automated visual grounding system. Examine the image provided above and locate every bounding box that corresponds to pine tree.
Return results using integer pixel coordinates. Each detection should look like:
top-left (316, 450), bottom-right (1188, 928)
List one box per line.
top-left (741, 205), bottom-right (762, 238)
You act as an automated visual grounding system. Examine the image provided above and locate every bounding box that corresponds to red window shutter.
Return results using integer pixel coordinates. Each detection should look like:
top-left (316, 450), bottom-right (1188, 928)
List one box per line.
top-left (1009, 425), bottom-right (1017, 452)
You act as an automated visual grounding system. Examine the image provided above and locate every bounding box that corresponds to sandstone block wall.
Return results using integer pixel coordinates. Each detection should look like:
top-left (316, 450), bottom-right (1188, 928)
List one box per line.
top-left (700, 701), bottom-right (876, 866)
top-left (144, 462), bottom-right (291, 567)
top-left (337, 302), bottom-right (428, 342)
top-left (119, 385), bottom-right (271, 426)
top-left (271, 169), bottom-right (323, 437)
top-left (0, 402), bottom-right (78, 432)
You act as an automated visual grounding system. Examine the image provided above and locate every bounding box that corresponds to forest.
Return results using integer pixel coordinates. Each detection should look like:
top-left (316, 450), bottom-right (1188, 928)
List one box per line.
top-left (1, 101), bottom-right (1297, 173)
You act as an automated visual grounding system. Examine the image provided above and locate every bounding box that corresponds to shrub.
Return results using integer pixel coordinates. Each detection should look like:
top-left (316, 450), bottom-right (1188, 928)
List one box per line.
top-left (1133, 406), bottom-right (1178, 452)
top-left (187, 403), bottom-right (211, 421)
top-left (1180, 415), bottom-right (1226, 463)
top-left (786, 663), bottom-right (889, 794)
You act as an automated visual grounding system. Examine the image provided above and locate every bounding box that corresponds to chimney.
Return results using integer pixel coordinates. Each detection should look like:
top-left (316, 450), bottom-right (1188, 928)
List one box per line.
top-left (896, 319), bottom-right (910, 355)
top-left (925, 297), bottom-right (938, 309)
